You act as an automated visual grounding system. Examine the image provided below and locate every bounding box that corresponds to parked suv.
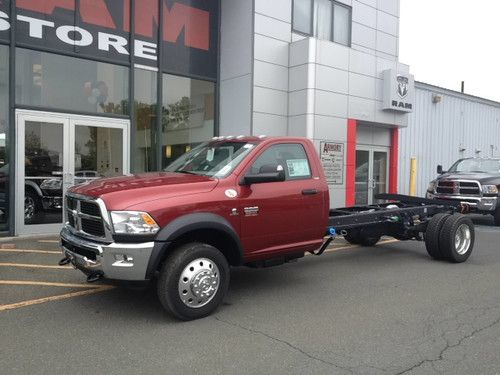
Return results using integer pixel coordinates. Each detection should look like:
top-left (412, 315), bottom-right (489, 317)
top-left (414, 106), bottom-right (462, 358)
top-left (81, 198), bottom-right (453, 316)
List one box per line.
top-left (427, 158), bottom-right (500, 226)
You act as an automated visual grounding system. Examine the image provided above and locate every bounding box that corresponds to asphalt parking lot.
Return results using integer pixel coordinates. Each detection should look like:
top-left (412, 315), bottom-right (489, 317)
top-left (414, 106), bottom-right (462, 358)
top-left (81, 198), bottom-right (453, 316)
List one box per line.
top-left (0, 216), bottom-right (499, 375)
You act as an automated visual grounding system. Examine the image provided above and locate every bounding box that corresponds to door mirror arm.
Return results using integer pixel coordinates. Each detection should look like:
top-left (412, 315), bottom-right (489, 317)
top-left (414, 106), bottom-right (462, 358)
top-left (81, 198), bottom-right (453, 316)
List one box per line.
top-left (239, 171), bottom-right (286, 186)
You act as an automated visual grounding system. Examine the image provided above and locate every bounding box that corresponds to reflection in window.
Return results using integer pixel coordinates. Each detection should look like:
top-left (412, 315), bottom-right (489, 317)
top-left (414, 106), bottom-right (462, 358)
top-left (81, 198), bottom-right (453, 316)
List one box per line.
top-left (134, 68), bottom-right (157, 172)
top-left (0, 45), bottom-right (9, 230)
top-left (292, 0), bottom-right (352, 46)
top-left (161, 75), bottom-right (215, 168)
top-left (16, 48), bottom-right (129, 115)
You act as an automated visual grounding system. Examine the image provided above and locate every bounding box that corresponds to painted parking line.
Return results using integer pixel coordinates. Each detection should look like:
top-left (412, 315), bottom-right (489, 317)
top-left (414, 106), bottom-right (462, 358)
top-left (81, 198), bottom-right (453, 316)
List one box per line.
top-left (0, 280), bottom-right (106, 289)
top-left (0, 285), bottom-right (115, 312)
top-left (0, 263), bottom-right (71, 270)
top-left (38, 240), bottom-right (59, 244)
top-left (0, 249), bottom-right (61, 255)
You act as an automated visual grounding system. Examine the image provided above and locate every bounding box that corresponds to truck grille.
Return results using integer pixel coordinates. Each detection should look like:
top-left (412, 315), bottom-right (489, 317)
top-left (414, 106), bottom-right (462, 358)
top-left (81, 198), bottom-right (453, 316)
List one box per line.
top-left (436, 180), bottom-right (481, 196)
top-left (66, 196), bottom-right (105, 238)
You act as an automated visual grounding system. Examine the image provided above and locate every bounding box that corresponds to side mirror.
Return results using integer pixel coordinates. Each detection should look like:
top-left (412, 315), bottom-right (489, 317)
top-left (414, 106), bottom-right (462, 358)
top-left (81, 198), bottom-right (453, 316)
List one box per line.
top-left (436, 165), bottom-right (444, 174)
top-left (240, 171), bottom-right (285, 185)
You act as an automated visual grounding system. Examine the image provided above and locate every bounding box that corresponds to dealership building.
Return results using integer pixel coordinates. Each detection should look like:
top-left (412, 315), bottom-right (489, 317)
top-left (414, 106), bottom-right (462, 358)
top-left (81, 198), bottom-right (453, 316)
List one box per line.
top-left (0, 0), bottom-right (498, 237)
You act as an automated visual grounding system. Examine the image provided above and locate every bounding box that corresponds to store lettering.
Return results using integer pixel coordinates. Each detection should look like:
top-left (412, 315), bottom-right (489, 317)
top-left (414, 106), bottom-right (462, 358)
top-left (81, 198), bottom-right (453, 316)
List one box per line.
top-left (15, 0), bottom-right (210, 51)
top-left (392, 101), bottom-right (413, 110)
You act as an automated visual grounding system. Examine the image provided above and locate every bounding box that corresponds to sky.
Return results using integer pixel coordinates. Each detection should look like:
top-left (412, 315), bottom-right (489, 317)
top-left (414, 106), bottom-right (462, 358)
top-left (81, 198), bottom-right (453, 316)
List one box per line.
top-left (399, 0), bottom-right (500, 102)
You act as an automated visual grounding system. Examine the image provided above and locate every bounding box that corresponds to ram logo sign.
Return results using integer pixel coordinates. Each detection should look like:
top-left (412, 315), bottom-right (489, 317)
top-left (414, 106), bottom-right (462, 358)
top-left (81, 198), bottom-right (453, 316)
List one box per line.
top-left (383, 69), bottom-right (415, 113)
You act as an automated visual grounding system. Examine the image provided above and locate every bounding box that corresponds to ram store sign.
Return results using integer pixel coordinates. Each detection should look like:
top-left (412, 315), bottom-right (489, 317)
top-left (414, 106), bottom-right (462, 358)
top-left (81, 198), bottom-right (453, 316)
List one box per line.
top-left (0, 0), bottom-right (219, 79)
top-left (382, 69), bottom-right (415, 113)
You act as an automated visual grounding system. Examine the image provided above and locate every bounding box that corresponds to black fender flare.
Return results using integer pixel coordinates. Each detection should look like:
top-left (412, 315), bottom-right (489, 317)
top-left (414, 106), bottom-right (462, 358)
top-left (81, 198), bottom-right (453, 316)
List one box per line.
top-left (146, 213), bottom-right (243, 278)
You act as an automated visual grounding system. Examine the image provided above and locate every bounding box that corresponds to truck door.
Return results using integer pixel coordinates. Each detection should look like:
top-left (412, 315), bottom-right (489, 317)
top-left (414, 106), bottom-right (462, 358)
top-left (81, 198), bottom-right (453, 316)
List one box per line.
top-left (238, 143), bottom-right (325, 255)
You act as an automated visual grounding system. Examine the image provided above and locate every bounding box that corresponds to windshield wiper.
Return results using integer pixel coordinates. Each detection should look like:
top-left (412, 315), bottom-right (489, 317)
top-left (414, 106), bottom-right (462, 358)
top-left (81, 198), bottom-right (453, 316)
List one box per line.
top-left (176, 170), bottom-right (199, 175)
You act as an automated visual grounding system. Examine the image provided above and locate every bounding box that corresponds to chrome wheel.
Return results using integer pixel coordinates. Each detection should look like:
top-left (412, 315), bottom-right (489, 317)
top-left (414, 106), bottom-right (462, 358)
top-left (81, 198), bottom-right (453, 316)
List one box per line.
top-left (455, 224), bottom-right (471, 255)
top-left (178, 258), bottom-right (220, 308)
top-left (24, 196), bottom-right (36, 220)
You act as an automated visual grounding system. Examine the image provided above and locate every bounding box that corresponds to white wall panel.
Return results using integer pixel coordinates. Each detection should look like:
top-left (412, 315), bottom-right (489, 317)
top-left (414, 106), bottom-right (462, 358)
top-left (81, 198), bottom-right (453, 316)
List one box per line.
top-left (255, 13), bottom-right (291, 43)
top-left (254, 86), bottom-right (288, 116)
top-left (377, 10), bottom-right (398, 37)
top-left (254, 34), bottom-right (290, 67)
top-left (253, 113), bottom-right (288, 136)
top-left (254, 60), bottom-right (289, 92)
top-left (351, 22), bottom-right (377, 50)
top-left (399, 83), bottom-right (500, 196)
top-left (353, 1), bottom-right (377, 28)
top-left (255, 0), bottom-right (292, 22)
top-left (315, 65), bottom-right (349, 94)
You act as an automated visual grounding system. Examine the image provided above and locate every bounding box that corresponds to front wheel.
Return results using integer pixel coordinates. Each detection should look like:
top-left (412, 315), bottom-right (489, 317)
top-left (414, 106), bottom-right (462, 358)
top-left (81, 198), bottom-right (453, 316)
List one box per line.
top-left (157, 242), bottom-right (230, 321)
top-left (493, 207), bottom-right (500, 227)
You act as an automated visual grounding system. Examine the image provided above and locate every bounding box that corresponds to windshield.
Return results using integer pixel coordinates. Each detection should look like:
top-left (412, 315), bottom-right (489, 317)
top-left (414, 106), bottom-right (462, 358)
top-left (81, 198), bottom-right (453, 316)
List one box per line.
top-left (164, 141), bottom-right (257, 178)
top-left (448, 159), bottom-right (500, 174)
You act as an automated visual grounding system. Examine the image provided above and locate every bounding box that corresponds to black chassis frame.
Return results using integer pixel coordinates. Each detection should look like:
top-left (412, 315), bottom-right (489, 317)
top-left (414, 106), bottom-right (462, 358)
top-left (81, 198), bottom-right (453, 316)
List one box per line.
top-left (326, 194), bottom-right (466, 241)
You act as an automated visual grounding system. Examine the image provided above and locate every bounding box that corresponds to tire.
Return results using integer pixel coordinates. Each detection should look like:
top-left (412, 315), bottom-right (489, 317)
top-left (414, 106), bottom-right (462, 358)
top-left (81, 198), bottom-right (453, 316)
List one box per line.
top-left (24, 189), bottom-right (41, 224)
top-left (157, 242), bottom-right (230, 321)
top-left (358, 236), bottom-right (381, 247)
top-left (439, 214), bottom-right (474, 263)
top-left (493, 208), bottom-right (500, 227)
top-left (344, 231), bottom-right (360, 245)
top-left (424, 213), bottom-right (450, 260)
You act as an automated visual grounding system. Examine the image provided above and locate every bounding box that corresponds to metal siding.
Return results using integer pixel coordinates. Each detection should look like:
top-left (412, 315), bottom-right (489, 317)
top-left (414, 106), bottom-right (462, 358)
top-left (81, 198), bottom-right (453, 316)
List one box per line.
top-left (399, 84), bottom-right (500, 196)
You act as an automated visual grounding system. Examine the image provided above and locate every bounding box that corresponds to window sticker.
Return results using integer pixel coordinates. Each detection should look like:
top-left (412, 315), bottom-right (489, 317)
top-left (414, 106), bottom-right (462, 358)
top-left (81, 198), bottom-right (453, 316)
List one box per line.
top-left (286, 159), bottom-right (310, 177)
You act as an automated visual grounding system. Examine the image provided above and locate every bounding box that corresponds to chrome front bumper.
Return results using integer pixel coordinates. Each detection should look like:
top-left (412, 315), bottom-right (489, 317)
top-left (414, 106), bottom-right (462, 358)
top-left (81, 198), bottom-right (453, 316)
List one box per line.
top-left (426, 192), bottom-right (498, 212)
top-left (60, 226), bottom-right (155, 281)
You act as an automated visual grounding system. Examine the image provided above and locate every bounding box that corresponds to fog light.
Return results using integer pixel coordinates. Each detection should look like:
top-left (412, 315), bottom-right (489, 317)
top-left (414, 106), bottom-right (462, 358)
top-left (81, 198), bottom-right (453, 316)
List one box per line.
top-left (112, 254), bottom-right (134, 267)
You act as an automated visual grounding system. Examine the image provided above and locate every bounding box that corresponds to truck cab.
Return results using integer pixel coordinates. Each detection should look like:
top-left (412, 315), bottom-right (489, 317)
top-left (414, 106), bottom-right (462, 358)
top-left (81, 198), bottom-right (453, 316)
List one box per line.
top-left (427, 158), bottom-right (500, 225)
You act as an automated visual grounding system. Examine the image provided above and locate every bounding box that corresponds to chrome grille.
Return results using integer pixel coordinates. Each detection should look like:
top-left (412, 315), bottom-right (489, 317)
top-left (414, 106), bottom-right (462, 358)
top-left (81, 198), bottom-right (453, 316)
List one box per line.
top-left (436, 180), bottom-right (481, 196)
top-left (66, 195), bottom-right (105, 238)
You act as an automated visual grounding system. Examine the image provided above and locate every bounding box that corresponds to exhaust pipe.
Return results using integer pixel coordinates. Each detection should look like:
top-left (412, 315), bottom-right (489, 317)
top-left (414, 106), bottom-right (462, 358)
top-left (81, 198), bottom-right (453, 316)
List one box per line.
top-left (87, 272), bottom-right (103, 283)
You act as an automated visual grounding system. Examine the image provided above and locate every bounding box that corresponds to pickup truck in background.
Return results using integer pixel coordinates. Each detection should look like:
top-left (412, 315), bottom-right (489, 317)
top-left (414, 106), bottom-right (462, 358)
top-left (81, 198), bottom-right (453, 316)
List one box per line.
top-left (60, 137), bottom-right (476, 320)
top-left (427, 158), bottom-right (500, 226)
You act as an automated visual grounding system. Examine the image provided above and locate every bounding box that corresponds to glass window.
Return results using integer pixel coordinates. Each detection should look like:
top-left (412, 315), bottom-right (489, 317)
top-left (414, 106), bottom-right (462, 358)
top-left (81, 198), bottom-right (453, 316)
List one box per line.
top-left (292, 0), bottom-right (351, 46)
top-left (249, 144), bottom-right (312, 181)
top-left (293, 0), bottom-right (312, 34)
top-left (0, 45), bottom-right (8, 230)
top-left (164, 141), bottom-right (257, 178)
top-left (162, 75), bottom-right (215, 168)
top-left (333, 3), bottom-right (351, 45)
top-left (313, 0), bottom-right (332, 41)
top-left (16, 48), bottom-right (129, 115)
top-left (134, 68), bottom-right (157, 172)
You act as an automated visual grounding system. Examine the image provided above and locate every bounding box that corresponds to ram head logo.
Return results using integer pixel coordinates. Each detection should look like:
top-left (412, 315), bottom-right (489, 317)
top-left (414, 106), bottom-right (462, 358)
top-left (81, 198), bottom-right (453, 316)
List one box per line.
top-left (396, 75), bottom-right (409, 99)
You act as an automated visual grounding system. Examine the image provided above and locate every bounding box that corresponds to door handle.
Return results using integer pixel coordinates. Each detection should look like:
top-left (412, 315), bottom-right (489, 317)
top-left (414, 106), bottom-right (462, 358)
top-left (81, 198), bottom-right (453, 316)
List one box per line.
top-left (302, 189), bottom-right (318, 196)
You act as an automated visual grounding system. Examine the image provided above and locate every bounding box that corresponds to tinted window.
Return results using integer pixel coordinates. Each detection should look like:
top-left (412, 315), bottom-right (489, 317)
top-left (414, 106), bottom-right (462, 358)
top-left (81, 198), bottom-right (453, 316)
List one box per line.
top-left (0, 44), bottom-right (8, 231)
top-left (16, 48), bottom-right (129, 115)
top-left (250, 144), bottom-right (312, 180)
top-left (162, 74), bottom-right (215, 168)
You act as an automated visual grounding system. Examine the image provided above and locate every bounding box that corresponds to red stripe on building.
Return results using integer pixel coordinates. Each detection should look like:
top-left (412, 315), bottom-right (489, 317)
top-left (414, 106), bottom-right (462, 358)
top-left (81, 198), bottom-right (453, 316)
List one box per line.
top-left (389, 128), bottom-right (399, 194)
top-left (345, 119), bottom-right (357, 206)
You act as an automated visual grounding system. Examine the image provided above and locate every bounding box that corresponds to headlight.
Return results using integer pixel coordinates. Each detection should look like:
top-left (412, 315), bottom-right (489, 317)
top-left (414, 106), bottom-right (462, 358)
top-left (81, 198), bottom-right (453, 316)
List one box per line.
top-left (110, 211), bottom-right (160, 234)
top-left (481, 185), bottom-right (499, 195)
top-left (427, 180), bottom-right (437, 192)
top-left (40, 178), bottom-right (62, 190)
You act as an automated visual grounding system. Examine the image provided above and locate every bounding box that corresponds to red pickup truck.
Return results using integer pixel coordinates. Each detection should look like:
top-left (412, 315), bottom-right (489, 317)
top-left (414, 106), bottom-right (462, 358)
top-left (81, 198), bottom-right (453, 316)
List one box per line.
top-left (60, 136), bottom-right (475, 320)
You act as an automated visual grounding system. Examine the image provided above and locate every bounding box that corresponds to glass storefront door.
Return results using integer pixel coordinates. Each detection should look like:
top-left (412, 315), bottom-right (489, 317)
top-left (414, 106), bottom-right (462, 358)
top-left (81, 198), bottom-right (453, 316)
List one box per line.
top-left (355, 147), bottom-right (389, 205)
top-left (15, 111), bottom-right (129, 235)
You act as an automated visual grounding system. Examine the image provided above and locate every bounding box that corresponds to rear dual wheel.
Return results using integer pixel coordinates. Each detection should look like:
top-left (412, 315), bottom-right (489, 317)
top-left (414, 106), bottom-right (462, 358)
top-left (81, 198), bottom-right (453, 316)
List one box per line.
top-left (425, 214), bottom-right (474, 263)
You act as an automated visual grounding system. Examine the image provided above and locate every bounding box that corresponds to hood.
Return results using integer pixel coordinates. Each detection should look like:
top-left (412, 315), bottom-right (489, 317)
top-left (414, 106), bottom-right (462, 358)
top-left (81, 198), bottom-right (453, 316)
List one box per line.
top-left (69, 172), bottom-right (219, 210)
top-left (437, 172), bottom-right (500, 185)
